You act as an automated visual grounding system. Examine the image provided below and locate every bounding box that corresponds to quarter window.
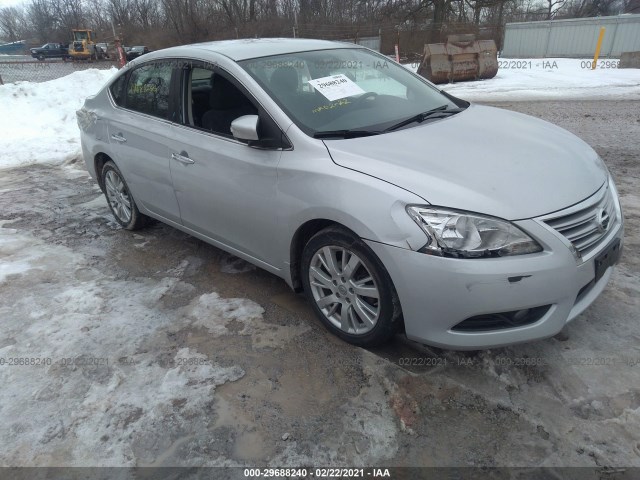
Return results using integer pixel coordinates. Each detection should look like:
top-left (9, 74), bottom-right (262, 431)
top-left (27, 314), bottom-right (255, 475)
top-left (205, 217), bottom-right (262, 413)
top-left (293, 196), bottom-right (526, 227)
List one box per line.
top-left (109, 73), bottom-right (127, 106)
top-left (125, 62), bottom-right (173, 119)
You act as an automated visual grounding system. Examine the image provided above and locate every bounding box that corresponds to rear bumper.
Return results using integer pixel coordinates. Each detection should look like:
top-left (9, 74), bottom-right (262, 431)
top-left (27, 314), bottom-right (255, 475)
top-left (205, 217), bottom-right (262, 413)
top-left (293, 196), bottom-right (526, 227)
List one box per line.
top-left (366, 217), bottom-right (623, 350)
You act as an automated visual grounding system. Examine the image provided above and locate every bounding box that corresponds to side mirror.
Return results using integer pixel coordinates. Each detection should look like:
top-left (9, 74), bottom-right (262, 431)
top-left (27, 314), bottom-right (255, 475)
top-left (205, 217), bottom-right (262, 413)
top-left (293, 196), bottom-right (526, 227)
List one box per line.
top-left (230, 115), bottom-right (259, 142)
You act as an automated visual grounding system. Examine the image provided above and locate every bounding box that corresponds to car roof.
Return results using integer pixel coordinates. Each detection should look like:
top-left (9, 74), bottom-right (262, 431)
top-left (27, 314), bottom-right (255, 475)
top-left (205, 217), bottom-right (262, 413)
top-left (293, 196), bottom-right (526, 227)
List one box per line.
top-left (144, 38), bottom-right (362, 62)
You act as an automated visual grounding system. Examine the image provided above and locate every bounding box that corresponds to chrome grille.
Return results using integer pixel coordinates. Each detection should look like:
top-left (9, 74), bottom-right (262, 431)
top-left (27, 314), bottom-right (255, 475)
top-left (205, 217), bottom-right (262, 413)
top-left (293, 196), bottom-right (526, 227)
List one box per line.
top-left (543, 185), bottom-right (617, 258)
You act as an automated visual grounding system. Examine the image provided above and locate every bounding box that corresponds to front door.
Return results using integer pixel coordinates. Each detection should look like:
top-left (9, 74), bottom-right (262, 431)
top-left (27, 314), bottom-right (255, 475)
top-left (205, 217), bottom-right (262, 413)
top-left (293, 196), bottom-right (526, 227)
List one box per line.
top-left (167, 65), bottom-right (283, 267)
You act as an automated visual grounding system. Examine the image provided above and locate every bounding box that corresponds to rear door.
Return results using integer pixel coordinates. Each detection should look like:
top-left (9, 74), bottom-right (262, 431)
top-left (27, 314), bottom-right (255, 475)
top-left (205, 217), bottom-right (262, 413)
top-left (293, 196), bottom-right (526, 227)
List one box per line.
top-left (106, 60), bottom-right (182, 224)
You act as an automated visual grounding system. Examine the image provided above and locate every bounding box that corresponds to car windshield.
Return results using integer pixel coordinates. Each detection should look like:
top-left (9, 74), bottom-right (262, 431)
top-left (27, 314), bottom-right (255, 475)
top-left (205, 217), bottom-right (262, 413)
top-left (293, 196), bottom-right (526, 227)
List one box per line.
top-left (239, 48), bottom-right (464, 137)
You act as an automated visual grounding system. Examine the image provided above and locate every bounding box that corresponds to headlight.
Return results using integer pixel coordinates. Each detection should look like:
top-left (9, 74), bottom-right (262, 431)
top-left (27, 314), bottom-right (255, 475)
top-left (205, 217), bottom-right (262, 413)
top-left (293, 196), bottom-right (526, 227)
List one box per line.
top-left (406, 206), bottom-right (542, 258)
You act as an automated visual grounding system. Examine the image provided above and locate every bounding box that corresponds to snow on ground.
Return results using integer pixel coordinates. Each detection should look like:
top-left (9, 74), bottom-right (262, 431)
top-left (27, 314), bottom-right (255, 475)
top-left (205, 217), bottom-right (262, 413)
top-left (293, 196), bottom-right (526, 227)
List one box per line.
top-left (406, 58), bottom-right (640, 101)
top-left (0, 217), bottom-right (275, 465)
top-left (0, 68), bottom-right (116, 169)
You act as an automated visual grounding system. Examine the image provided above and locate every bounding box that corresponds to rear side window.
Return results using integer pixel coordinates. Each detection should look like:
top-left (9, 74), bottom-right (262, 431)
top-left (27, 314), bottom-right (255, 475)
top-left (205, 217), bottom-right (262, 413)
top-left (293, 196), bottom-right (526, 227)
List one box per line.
top-left (109, 74), bottom-right (127, 106)
top-left (125, 62), bottom-right (173, 119)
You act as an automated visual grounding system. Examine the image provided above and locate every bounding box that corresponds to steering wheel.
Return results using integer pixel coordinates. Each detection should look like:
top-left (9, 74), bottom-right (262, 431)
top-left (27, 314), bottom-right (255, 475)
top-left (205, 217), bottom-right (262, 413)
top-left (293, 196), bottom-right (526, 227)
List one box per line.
top-left (352, 91), bottom-right (378, 106)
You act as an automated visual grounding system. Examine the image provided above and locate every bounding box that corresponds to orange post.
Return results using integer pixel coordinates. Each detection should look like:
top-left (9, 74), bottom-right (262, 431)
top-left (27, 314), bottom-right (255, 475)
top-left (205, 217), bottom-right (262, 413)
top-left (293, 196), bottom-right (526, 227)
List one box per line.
top-left (592, 27), bottom-right (606, 70)
top-left (114, 38), bottom-right (126, 68)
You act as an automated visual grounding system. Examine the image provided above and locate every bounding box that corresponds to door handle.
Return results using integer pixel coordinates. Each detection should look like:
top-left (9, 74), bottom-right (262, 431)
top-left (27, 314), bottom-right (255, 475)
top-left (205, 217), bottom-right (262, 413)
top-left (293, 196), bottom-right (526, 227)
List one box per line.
top-left (171, 152), bottom-right (195, 165)
top-left (110, 133), bottom-right (127, 143)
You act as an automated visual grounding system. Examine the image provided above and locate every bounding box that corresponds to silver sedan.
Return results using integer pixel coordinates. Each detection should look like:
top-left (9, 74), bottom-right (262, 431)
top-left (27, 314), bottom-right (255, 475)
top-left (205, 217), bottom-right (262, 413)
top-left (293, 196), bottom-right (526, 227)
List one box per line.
top-left (77, 38), bottom-right (623, 349)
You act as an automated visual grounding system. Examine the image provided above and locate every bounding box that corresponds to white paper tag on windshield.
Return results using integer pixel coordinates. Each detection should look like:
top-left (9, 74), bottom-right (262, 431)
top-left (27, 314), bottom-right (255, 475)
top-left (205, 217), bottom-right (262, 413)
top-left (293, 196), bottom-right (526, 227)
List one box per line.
top-left (307, 74), bottom-right (366, 101)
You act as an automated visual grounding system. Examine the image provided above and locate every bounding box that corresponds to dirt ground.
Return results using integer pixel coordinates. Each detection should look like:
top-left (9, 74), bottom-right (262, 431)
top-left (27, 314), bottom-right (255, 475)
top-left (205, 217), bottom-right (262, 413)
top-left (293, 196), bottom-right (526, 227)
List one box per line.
top-left (0, 100), bottom-right (639, 471)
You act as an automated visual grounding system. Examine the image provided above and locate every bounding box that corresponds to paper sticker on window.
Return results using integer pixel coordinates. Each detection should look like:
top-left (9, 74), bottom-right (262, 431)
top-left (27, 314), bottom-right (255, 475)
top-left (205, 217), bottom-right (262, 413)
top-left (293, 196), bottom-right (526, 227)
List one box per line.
top-left (307, 74), bottom-right (366, 101)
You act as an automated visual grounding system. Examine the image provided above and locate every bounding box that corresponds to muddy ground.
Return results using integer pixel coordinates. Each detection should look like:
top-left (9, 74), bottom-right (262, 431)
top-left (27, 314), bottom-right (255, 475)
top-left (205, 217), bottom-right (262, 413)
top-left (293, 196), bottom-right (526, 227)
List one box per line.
top-left (0, 100), bottom-right (639, 471)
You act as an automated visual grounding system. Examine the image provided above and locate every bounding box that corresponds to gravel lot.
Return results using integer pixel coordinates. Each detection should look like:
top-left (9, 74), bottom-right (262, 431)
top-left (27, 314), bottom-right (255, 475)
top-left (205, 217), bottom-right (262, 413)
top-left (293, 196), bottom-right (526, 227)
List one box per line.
top-left (0, 100), bottom-right (638, 470)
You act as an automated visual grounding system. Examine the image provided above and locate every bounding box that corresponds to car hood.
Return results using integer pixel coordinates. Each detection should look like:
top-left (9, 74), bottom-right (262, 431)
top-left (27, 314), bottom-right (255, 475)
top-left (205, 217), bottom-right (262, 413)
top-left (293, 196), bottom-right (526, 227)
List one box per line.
top-left (324, 104), bottom-right (607, 220)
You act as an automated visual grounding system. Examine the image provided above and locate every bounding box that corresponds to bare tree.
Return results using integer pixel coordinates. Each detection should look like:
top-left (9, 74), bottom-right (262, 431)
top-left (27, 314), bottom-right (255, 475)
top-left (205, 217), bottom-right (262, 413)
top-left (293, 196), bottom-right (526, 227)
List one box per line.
top-left (85, 0), bottom-right (113, 37)
top-left (563, 0), bottom-right (623, 15)
top-left (27, 0), bottom-right (60, 42)
top-left (624, 0), bottom-right (640, 12)
top-left (0, 6), bottom-right (27, 41)
top-left (50, 0), bottom-right (85, 32)
top-left (545, 0), bottom-right (566, 18)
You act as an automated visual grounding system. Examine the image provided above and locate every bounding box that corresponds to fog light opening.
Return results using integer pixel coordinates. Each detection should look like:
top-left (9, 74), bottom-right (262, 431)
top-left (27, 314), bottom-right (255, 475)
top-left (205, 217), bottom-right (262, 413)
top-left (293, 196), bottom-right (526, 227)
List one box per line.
top-left (452, 305), bottom-right (552, 332)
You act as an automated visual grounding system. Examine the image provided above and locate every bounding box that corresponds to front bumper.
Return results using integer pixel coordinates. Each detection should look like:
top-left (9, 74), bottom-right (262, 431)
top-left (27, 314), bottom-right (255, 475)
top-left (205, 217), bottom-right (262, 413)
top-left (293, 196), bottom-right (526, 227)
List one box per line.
top-left (366, 199), bottom-right (624, 350)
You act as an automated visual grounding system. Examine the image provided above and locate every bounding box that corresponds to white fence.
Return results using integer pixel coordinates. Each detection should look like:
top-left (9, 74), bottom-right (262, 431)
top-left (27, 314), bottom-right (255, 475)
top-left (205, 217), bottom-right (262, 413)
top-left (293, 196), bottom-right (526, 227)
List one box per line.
top-left (502, 14), bottom-right (640, 58)
top-left (342, 36), bottom-right (381, 52)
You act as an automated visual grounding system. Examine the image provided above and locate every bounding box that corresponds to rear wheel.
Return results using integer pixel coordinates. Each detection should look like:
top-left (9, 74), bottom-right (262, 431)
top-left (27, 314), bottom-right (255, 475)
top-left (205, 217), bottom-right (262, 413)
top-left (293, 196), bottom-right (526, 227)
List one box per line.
top-left (101, 161), bottom-right (148, 230)
top-left (301, 226), bottom-right (402, 347)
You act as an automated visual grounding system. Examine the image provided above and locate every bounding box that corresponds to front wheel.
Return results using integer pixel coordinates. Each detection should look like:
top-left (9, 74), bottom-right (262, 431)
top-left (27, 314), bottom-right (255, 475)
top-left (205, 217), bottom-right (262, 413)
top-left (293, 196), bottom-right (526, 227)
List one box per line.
top-left (101, 161), bottom-right (148, 230)
top-left (301, 226), bottom-right (402, 347)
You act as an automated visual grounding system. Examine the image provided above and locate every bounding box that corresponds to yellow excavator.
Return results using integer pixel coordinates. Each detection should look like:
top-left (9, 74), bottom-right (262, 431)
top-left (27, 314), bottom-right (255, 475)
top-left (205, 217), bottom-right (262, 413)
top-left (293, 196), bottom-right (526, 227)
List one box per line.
top-left (69, 29), bottom-right (100, 61)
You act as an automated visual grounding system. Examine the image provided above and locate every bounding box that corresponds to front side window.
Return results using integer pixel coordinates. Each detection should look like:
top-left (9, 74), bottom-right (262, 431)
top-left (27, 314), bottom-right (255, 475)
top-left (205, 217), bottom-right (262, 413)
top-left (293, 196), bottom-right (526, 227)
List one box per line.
top-left (183, 66), bottom-right (258, 137)
top-left (240, 48), bottom-right (465, 137)
top-left (125, 62), bottom-right (173, 119)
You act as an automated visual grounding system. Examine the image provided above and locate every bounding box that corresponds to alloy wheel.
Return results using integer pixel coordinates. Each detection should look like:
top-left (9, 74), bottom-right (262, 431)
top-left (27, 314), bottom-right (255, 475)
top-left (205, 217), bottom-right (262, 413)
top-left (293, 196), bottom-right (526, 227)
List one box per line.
top-left (104, 169), bottom-right (132, 224)
top-left (308, 246), bottom-right (380, 335)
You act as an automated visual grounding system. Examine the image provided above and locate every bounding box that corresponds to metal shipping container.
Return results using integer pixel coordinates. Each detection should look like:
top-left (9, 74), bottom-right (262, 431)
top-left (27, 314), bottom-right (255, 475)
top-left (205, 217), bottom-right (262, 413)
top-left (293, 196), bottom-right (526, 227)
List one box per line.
top-left (502, 14), bottom-right (640, 58)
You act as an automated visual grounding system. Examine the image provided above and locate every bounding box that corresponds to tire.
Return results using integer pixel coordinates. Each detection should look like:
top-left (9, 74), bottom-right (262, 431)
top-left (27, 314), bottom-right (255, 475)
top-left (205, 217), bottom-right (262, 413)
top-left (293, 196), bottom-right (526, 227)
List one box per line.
top-left (37, 54), bottom-right (45, 61)
top-left (101, 161), bottom-right (149, 230)
top-left (301, 226), bottom-right (402, 347)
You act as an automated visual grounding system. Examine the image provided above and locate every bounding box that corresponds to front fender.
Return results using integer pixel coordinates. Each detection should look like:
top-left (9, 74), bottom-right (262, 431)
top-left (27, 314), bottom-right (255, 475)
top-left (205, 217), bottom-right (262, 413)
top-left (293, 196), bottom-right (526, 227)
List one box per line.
top-left (275, 129), bottom-right (429, 286)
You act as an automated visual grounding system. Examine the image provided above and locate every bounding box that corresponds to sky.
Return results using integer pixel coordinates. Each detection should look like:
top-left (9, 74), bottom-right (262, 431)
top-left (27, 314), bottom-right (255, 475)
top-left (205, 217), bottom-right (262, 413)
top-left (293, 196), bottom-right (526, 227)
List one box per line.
top-left (0, 0), bottom-right (24, 8)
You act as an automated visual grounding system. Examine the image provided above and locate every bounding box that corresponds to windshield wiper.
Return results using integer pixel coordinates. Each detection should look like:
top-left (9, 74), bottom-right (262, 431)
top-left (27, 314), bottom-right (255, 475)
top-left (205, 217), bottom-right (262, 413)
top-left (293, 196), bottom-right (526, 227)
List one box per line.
top-left (313, 129), bottom-right (381, 139)
top-left (384, 105), bottom-right (465, 133)
top-left (313, 105), bottom-right (464, 139)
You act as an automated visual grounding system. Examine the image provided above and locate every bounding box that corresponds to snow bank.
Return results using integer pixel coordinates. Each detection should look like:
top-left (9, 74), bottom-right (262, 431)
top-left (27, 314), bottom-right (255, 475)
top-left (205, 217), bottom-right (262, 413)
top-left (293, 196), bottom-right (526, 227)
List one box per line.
top-left (405, 58), bottom-right (640, 102)
top-left (0, 68), bottom-right (116, 170)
